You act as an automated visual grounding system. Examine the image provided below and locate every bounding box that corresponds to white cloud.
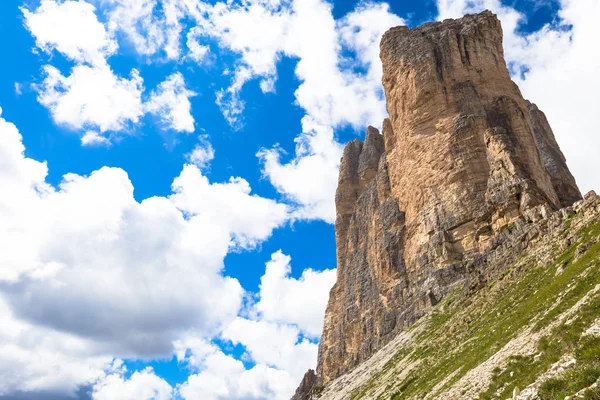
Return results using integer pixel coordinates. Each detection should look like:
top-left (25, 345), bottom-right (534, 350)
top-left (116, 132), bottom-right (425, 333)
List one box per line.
top-left (186, 135), bottom-right (214, 170)
top-left (36, 64), bottom-right (144, 134)
top-left (24, 0), bottom-right (198, 139)
top-left (178, 346), bottom-right (296, 400)
top-left (188, 0), bottom-right (289, 79)
top-left (35, 66), bottom-right (199, 138)
top-left (258, 122), bottom-right (342, 222)
top-left (92, 367), bottom-right (172, 400)
top-left (0, 296), bottom-right (111, 396)
top-left (514, 0), bottom-right (600, 195)
top-left (0, 110), bottom-right (289, 396)
top-left (145, 72), bottom-right (196, 133)
top-left (186, 27), bottom-right (211, 63)
top-left (255, 250), bottom-right (335, 338)
top-left (436, 0), bottom-right (600, 195)
top-left (263, 1), bottom-right (403, 221)
top-left (222, 317), bottom-right (317, 379)
top-left (22, 0), bottom-right (118, 66)
top-left (81, 131), bottom-right (111, 147)
top-left (170, 165), bottom-right (289, 249)
top-left (103, 0), bottom-right (183, 60)
top-left (213, 66), bottom-right (254, 128)
top-left (0, 163), bottom-right (245, 355)
top-left (182, 0), bottom-right (402, 221)
top-left (174, 249), bottom-right (336, 400)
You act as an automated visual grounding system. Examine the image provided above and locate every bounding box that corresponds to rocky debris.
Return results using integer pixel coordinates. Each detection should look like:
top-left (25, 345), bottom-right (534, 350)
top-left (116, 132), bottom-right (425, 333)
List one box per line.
top-left (513, 355), bottom-right (577, 400)
top-left (512, 387), bottom-right (520, 400)
top-left (572, 377), bottom-right (600, 399)
top-left (574, 240), bottom-right (592, 261)
top-left (584, 318), bottom-right (600, 337)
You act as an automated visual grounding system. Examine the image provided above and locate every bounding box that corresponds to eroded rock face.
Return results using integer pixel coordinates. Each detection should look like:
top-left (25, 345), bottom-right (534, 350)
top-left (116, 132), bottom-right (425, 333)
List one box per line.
top-left (297, 10), bottom-right (582, 393)
top-left (319, 126), bottom-right (409, 383)
top-left (379, 10), bottom-right (574, 265)
top-left (290, 369), bottom-right (317, 400)
top-left (527, 100), bottom-right (581, 208)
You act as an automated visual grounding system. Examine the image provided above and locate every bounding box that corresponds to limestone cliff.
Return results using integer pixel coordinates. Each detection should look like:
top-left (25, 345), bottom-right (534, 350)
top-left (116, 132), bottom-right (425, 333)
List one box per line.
top-left (313, 191), bottom-right (600, 400)
top-left (380, 10), bottom-right (571, 265)
top-left (294, 10), bottom-right (586, 398)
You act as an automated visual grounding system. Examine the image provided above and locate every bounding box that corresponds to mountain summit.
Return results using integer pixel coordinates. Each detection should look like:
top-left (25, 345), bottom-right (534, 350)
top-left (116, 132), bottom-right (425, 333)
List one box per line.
top-left (293, 10), bottom-right (600, 400)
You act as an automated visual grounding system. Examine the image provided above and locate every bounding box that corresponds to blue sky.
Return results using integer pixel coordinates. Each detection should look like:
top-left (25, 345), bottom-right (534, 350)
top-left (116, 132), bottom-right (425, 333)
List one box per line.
top-left (0, 0), bottom-right (598, 399)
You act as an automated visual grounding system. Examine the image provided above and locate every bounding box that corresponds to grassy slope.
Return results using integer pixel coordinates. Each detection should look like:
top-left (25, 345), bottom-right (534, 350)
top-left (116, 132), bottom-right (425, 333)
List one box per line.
top-left (347, 213), bottom-right (600, 400)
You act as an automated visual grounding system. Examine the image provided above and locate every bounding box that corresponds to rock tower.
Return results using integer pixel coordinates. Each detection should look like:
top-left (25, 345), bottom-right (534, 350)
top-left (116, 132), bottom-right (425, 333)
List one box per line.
top-left (295, 10), bottom-right (581, 394)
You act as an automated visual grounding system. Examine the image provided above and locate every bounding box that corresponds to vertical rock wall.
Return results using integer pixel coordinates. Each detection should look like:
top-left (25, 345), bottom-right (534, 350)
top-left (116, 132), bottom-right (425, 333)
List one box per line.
top-left (295, 10), bottom-right (582, 394)
top-left (379, 10), bottom-right (567, 265)
top-left (319, 127), bottom-right (409, 383)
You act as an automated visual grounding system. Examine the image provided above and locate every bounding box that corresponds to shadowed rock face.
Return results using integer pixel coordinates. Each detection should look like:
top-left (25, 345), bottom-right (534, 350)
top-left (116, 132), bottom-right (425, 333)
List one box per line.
top-left (319, 126), bottom-right (408, 383)
top-left (526, 100), bottom-right (581, 208)
top-left (292, 11), bottom-right (581, 396)
top-left (290, 370), bottom-right (317, 400)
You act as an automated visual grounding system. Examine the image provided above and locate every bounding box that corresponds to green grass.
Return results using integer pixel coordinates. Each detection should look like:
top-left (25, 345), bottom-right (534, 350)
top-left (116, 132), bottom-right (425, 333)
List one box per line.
top-left (313, 385), bottom-right (325, 396)
top-left (480, 293), bottom-right (600, 399)
top-left (349, 346), bottom-right (413, 400)
top-left (349, 215), bottom-right (600, 400)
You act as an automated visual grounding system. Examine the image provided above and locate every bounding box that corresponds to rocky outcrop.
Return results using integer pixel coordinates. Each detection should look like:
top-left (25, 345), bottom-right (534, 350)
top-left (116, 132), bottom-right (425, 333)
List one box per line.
top-left (294, 10), bottom-right (583, 395)
top-left (311, 191), bottom-right (600, 400)
top-left (290, 369), bottom-right (317, 400)
top-left (319, 126), bottom-right (408, 382)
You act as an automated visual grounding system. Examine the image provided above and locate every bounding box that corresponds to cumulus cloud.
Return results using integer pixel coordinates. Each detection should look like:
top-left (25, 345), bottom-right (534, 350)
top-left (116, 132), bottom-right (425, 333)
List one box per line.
top-left (175, 250), bottom-right (334, 400)
top-left (92, 366), bottom-right (172, 400)
top-left (436, 0), bottom-right (600, 195)
top-left (186, 27), bottom-right (211, 63)
top-left (145, 72), bottom-right (196, 133)
top-left (182, 0), bottom-right (402, 221)
top-left (258, 122), bottom-right (342, 222)
top-left (35, 63), bottom-right (197, 139)
top-left (185, 135), bottom-right (215, 170)
top-left (222, 317), bottom-right (318, 380)
top-left (169, 165), bottom-right (289, 250)
top-left (23, 0), bottom-right (145, 140)
top-left (0, 109), bottom-right (289, 395)
top-left (103, 0), bottom-right (183, 60)
top-left (0, 296), bottom-right (111, 396)
top-left (23, 0), bottom-right (196, 141)
top-left (178, 344), bottom-right (296, 400)
top-left (255, 250), bottom-right (335, 337)
top-left (22, 0), bottom-right (118, 66)
top-left (189, 0), bottom-right (290, 101)
top-left (81, 131), bottom-right (112, 147)
top-left (36, 64), bottom-right (144, 134)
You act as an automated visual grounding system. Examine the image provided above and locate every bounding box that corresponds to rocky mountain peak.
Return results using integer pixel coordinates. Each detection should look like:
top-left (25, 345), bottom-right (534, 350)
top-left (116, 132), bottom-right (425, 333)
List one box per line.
top-left (293, 10), bottom-right (587, 399)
